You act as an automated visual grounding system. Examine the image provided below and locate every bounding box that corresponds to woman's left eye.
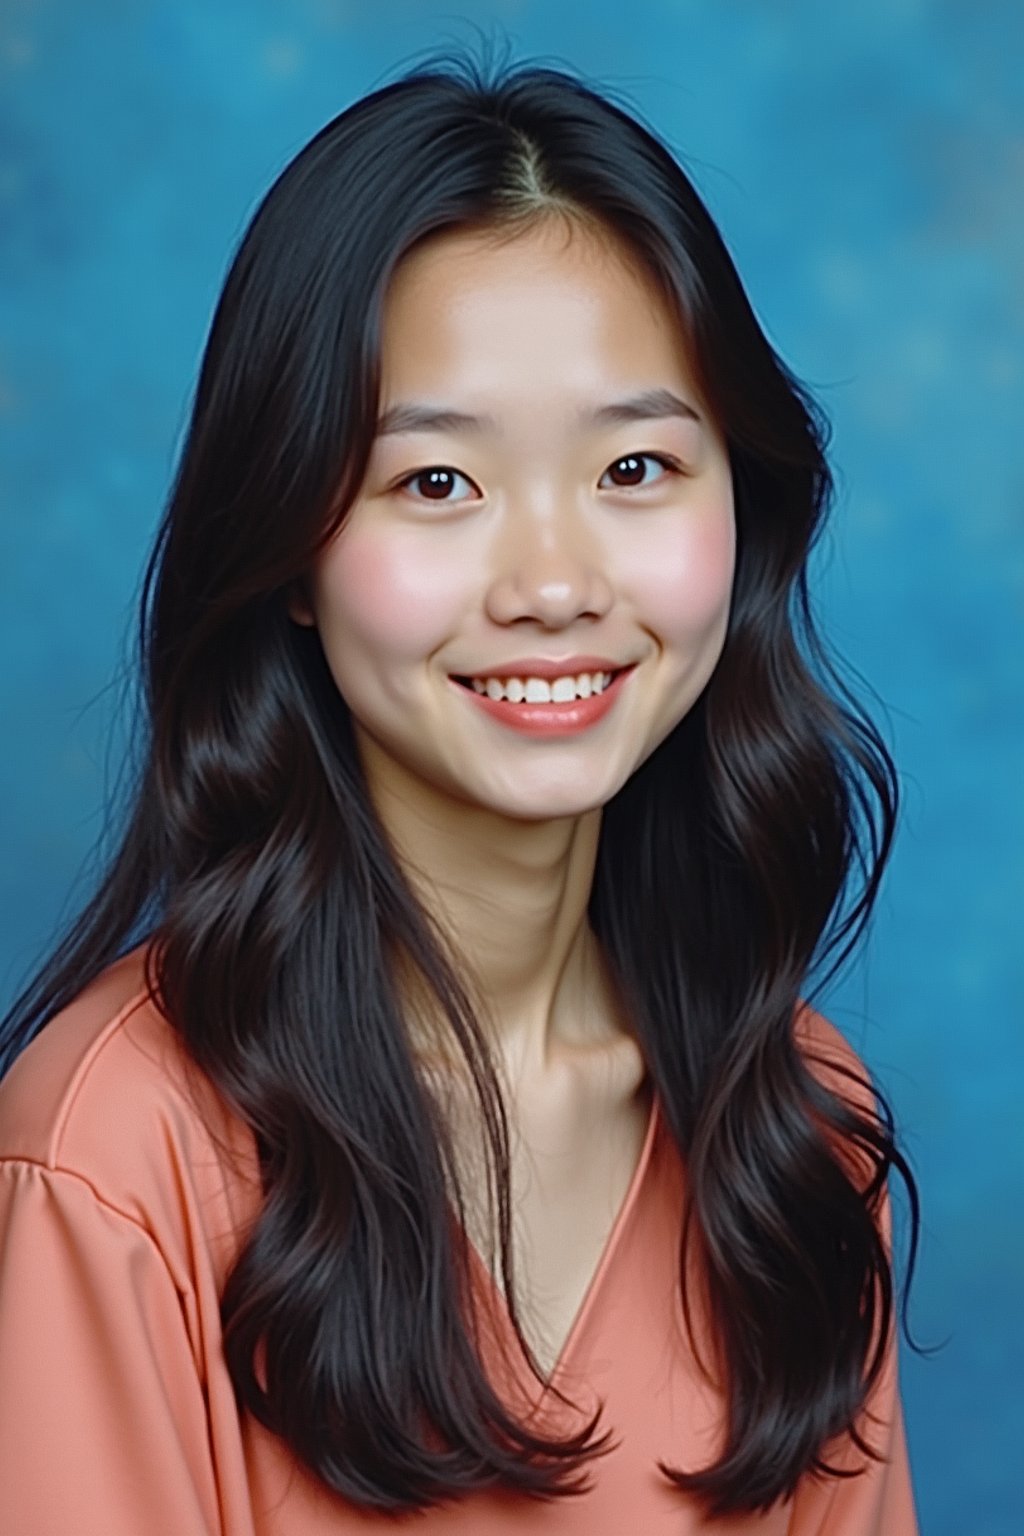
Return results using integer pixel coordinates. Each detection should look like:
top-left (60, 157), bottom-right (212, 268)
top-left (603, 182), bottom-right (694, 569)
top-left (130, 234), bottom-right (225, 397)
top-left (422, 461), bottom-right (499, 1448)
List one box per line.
top-left (598, 453), bottom-right (676, 490)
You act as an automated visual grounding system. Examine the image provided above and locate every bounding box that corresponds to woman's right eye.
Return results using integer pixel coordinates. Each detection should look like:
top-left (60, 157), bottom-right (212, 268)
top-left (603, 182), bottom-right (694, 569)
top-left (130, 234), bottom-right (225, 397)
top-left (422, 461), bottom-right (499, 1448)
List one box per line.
top-left (397, 466), bottom-right (479, 503)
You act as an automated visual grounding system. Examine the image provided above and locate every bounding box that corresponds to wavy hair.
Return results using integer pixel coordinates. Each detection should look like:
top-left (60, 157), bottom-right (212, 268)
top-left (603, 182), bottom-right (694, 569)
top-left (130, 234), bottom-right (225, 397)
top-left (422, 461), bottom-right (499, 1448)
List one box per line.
top-left (0, 44), bottom-right (922, 1520)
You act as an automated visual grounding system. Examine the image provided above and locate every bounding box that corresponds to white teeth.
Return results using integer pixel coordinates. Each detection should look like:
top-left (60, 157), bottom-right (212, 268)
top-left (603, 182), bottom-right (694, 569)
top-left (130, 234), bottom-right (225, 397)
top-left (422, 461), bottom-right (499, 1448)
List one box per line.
top-left (465, 670), bottom-right (616, 703)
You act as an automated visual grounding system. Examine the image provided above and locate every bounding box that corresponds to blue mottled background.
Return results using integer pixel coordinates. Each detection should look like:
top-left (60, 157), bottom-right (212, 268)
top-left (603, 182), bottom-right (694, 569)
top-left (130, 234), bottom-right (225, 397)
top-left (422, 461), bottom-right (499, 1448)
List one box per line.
top-left (1, 2), bottom-right (1021, 1529)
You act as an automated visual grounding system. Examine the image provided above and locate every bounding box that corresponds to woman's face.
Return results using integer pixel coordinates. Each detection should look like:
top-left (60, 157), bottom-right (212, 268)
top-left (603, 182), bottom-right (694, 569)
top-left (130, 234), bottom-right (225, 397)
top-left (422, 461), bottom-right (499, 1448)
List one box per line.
top-left (291, 217), bottom-right (736, 824)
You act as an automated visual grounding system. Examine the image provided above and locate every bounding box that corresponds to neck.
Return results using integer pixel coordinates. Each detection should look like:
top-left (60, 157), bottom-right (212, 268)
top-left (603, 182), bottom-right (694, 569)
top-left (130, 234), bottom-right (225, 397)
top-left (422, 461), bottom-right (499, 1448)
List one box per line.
top-left (360, 741), bottom-right (623, 1078)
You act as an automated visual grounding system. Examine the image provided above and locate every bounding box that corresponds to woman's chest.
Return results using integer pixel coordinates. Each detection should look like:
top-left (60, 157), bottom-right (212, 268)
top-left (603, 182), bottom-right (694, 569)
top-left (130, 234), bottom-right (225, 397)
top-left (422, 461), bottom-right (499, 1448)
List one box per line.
top-left (452, 1064), bottom-right (656, 1381)
top-left (229, 1080), bottom-right (783, 1533)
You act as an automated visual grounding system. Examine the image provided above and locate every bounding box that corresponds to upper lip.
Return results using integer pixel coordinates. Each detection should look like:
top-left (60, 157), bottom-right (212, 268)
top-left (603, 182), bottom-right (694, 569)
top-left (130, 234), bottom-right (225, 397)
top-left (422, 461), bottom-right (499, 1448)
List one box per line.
top-left (453, 656), bottom-right (633, 681)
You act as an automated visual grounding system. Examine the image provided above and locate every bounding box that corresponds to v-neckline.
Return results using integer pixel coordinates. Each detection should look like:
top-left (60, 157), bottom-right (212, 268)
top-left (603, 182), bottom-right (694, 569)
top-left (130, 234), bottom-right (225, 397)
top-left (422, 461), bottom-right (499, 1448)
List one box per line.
top-left (458, 1085), bottom-right (660, 1390)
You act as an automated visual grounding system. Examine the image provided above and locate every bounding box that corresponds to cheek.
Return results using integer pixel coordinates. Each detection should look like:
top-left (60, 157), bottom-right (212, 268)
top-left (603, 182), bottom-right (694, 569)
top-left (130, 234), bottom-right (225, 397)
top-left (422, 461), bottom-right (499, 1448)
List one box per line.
top-left (627, 497), bottom-right (736, 645)
top-left (313, 524), bottom-right (466, 674)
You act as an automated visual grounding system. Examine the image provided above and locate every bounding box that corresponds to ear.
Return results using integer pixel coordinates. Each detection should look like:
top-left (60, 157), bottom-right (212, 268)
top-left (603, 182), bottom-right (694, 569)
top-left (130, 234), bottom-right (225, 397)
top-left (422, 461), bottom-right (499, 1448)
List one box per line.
top-left (286, 579), bottom-right (317, 628)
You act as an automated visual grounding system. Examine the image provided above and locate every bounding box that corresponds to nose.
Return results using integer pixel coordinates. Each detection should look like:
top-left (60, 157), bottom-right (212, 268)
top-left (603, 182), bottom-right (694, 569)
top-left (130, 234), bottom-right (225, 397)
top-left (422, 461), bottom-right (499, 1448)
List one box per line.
top-left (483, 504), bottom-right (614, 629)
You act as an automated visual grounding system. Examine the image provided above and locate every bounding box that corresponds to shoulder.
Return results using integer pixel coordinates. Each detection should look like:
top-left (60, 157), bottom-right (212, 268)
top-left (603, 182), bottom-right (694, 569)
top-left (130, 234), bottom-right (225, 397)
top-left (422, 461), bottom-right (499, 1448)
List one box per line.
top-left (793, 998), bottom-right (893, 1201)
top-left (1, 946), bottom-right (163, 1163)
top-left (0, 946), bottom-right (261, 1266)
top-left (793, 998), bottom-right (878, 1108)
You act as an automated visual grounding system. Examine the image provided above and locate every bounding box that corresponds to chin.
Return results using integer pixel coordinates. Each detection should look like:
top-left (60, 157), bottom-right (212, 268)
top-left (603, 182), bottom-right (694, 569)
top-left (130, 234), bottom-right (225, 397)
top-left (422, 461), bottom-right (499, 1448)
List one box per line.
top-left (475, 778), bottom-right (623, 824)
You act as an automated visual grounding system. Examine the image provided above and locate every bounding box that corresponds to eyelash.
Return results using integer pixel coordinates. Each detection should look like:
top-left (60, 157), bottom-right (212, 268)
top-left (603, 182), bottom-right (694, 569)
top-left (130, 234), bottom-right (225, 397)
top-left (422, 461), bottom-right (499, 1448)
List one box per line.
top-left (394, 452), bottom-right (681, 505)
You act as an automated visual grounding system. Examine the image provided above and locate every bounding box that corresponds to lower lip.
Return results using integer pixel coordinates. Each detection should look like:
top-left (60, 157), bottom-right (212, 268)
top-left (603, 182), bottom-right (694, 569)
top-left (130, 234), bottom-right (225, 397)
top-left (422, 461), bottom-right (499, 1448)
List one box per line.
top-left (451, 668), bottom-right (635, 736)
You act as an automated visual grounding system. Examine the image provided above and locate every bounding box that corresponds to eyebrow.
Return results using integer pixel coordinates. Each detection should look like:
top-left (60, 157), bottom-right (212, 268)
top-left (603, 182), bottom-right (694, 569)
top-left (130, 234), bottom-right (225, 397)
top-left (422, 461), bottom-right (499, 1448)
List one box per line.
top-left (374, 387), bottom-right (702, 438)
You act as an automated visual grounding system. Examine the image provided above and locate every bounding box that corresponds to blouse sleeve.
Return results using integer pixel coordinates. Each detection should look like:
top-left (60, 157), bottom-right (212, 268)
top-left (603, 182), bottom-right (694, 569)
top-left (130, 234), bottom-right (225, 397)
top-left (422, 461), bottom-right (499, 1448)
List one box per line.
top-left (0, 1157), bottom-right (223, 1536)
top-left (786, 1176), bottom-right (919, 1535)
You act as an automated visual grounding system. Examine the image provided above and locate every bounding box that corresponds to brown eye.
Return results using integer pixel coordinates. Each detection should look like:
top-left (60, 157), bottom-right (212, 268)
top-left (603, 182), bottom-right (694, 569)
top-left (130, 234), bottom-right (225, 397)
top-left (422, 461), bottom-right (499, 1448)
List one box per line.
top-left (400, 466), bottom-right (478, 502)
top-left (600, 453), bottom-right (674, 489)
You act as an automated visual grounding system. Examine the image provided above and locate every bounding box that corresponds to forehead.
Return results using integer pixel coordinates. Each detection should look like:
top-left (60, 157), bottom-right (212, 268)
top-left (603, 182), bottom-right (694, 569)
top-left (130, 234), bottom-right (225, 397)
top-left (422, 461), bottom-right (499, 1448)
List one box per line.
top-left (378, 217), bottom-right (697, 405)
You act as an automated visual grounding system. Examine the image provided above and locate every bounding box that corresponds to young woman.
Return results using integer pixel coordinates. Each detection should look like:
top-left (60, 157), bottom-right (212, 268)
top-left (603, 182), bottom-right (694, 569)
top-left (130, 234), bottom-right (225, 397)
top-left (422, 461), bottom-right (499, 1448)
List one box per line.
top-left (0, 49), bottom-right (922, 1533)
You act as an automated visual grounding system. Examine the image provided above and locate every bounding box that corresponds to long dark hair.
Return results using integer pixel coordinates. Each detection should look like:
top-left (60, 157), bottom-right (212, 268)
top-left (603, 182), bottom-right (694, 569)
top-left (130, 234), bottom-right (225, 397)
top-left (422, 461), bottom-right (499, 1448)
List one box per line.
top-left (1, 44), bottom-right (923, 1520)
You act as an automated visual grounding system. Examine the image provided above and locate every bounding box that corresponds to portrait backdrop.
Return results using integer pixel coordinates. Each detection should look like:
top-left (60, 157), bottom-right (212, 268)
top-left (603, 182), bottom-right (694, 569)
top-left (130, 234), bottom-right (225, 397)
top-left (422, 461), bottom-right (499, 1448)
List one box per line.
top-left (1, 4), bottom-right (1020, 1531)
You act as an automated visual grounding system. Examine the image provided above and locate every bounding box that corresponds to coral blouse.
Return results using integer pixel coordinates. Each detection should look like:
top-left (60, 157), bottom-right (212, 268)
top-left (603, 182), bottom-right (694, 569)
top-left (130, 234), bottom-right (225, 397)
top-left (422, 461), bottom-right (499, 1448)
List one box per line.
top-left (0, 947), bottom-right (919, 1533)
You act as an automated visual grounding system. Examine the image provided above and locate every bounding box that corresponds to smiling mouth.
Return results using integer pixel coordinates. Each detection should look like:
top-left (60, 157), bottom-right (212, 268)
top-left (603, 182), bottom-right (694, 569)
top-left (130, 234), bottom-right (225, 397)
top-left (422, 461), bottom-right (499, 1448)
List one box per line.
top-left (451, 667), bottom-right (629, 704)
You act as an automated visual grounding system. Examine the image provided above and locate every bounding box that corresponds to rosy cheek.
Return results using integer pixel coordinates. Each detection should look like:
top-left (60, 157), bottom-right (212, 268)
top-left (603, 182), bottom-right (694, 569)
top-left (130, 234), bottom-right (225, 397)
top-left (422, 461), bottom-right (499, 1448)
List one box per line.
top-left (629, 502), bottom-right (736, 640)
top-left (314, 525), bottom-right (465, 665)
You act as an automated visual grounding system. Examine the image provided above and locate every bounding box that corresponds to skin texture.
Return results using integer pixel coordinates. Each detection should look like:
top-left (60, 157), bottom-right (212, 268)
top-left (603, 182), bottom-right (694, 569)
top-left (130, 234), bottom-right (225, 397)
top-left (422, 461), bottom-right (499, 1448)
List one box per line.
top-left (289, 216), bottom-right (736, 1094)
